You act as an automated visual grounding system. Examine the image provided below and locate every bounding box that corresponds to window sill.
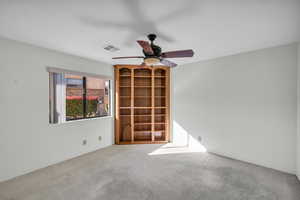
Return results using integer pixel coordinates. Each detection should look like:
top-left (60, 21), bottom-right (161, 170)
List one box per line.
top-left (49, 115), bottom-right (112, 126)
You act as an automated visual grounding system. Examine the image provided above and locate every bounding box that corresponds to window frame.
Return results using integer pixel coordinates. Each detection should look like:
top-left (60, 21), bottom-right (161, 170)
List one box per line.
top-left (48, 67), bottom-right (112, 124)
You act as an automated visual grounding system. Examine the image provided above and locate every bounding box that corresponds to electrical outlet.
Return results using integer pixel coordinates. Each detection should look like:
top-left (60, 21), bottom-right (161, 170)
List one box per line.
top-left (198, 136), bottom-right (202, 142)
top-left (82, 139), bottom-right (87, 145)
top-left (98, 136), bottom-right (102, 141)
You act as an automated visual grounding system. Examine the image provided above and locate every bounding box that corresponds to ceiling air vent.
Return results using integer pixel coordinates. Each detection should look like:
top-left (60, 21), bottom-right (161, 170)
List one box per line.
top-left (104, 45), bottom-right (120, 52)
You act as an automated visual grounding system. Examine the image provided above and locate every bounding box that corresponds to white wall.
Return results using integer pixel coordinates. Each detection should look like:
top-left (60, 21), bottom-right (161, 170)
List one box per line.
top-left (297, 43), bottom-right (300, 179)
top-left (173, 44), bottom-right (298, 174)
top-left (0, 37), bottom-right (114, 182)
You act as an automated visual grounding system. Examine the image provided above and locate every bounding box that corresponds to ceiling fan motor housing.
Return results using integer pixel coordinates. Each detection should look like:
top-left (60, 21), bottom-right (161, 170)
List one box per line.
top-left (143, 44), bottom-right (161, 57)
top-left (147, 34), bottom-right (157, 42)
top-left (142, 33), bottom-right (162, 58)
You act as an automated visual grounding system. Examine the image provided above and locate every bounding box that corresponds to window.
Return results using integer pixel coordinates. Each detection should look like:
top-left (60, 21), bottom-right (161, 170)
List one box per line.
top-left (65, 74), bottom-right (84, 120)
top-left (49, 69), bottom-right (111, 124)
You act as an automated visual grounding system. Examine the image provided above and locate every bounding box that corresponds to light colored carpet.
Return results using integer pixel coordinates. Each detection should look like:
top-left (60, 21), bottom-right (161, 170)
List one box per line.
top-left (0, 144), bottom-right (299, 200)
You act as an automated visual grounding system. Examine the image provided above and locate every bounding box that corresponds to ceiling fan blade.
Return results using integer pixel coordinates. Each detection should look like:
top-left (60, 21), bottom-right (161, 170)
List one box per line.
top-left (160, 59), bottom-right (178, 68)
top-left (112, 56), bottom-right (144, 59)
top-left (161, 49), bottom-right (194, 58)
top-left (137, 40), bottom-right (154, 55)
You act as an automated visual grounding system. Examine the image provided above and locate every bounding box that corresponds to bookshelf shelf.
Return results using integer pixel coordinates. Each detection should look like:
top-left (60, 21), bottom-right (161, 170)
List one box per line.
top-left (115, 65), bottom-right (170, 144)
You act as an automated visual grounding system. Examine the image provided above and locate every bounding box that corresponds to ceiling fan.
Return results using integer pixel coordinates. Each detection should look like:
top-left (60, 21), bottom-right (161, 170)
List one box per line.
top-left (112, 34), bottom-right (194, 67)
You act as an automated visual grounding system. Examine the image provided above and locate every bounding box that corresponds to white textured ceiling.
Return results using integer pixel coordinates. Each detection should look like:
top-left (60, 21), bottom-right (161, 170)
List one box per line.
top-left (0, 0), bottom-right (299, 66)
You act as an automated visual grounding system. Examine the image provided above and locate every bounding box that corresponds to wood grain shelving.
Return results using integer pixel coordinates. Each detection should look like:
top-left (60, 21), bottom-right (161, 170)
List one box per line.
top-left (119, 106), bottom-right (166, 108)
top-left (115, 65), bottom-right (170, 144)
top-left (134, 76), bottom-right (152, 78)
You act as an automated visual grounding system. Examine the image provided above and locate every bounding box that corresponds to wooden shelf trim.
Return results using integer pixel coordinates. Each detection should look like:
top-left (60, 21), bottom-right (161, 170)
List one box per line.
top-left (120, 96), bottom-right (157, 98)
top-left (120, 106), bottom-right (166, 109)
top-left (134, 76), bottom-right (152, 78)
top-left (120, 96), bottom-right (164, 98)
top-left (121, 86), bottom-right (165, 88)
top-left (119, 141), bottom-right (167, 145)
top-left (135, 123), bottom-right (152, 125)
top-left (120, 114), bottom-right (165, 117)
top-left (134, 122), bottom-right (167, 125)
top-left (134, 86), bottom-right (151, 88)
top-left (134, 96), bottom-right (151, 98)
top-left (131, 76), bottom-right (166, 78)
top-left (115, 65), bottom-right (170, 145)
top-left (134, 130), bottom-right (166, 133)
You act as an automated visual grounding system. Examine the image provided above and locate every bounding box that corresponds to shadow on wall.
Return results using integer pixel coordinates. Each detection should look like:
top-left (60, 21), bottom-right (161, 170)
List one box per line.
top-left (78, 0), bottom-right (198, 46)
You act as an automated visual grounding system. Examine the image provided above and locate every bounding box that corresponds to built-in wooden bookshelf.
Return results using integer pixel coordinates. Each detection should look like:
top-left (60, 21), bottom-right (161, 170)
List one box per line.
top-left (114, 65), bottom-right (170, 144)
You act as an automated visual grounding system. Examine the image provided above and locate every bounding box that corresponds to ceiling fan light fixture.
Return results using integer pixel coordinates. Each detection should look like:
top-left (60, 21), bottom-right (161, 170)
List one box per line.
top-left (112, 34), bottom-right (194, 68)
top-left (144, 57), bottom-right (160, 65)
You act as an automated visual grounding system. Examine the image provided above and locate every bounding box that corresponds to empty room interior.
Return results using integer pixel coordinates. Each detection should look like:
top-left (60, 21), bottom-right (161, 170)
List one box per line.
top-left (1, 0), bottom-right (300, 200)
